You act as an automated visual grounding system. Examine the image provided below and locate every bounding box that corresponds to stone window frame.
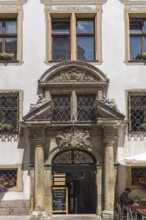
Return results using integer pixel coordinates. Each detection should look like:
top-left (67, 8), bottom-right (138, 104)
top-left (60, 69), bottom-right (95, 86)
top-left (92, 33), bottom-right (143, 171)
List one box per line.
top-left (0, 90), bottom-right (23, 141)
top-left (44, 5), bottom-right (103, 63)
top-left (124, 3), bottom-right (146, 64)
top-left (0, 2), bottom-right (25, 64)
top-left (126, 90), bottom-right (146, 134)
top-left (0, 164), bottom-right (23, 192)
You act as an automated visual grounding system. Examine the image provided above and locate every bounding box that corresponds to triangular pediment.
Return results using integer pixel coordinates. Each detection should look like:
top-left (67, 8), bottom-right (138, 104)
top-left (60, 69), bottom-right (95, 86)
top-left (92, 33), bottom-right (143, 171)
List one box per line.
top-left (23, 100), bottom-right (53, 121)
top-left (95, 100), bottom-right (125, 120)
top-left (39, 61), bottom-right (109, 88)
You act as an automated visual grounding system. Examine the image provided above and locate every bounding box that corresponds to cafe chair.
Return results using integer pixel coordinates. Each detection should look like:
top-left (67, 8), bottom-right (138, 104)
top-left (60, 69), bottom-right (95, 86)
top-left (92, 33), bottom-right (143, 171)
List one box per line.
top-left (126, 207), bottom-right (137, 220)
top-left (116, 203), bottom-right (127, 220)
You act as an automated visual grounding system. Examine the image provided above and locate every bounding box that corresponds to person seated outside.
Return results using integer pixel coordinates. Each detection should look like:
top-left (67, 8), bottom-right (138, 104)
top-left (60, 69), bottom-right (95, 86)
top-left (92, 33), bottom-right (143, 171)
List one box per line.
top-left (120, 187), bottom-right (133, 208)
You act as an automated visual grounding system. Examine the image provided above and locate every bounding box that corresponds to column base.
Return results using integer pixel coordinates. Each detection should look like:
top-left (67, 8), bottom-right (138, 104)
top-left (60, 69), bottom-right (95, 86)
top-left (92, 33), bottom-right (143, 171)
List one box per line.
top-left (30, 211), bottom-right (49, 220)
top-left (102, 210), bottom-right (114, 220)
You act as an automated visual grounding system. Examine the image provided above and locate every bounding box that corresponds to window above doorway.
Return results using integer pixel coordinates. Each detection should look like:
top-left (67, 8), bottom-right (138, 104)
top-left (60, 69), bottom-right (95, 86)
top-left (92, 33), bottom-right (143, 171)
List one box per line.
top-left (52, 93), bottom-right (97, 123)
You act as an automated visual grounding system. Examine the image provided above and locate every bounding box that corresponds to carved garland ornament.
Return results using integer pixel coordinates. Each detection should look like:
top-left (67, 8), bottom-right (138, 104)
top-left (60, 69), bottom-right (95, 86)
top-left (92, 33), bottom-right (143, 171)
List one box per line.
top-left (56, 127), bottom-right (92, 148)
top-left (49, 68), bottom-right (97, 82)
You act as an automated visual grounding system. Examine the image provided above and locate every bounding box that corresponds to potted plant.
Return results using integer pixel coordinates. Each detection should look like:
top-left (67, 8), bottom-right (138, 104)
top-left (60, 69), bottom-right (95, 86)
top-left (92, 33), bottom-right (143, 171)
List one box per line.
top-left (136, 53), bottom-right (146, 61)
top-left (0, 52), bottom-right (15, 61)
top-left (0, 122), bottom-right (13, 131)
top-left (0, 177), bottom-right (15, 192)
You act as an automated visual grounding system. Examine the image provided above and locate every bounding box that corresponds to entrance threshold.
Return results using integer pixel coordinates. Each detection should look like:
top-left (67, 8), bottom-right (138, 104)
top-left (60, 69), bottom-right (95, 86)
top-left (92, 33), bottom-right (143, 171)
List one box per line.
top-left (50, 214), bottom-right (102, 220)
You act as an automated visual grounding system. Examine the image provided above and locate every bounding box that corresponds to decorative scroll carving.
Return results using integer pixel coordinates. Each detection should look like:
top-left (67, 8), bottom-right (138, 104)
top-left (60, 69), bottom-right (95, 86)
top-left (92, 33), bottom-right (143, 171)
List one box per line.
top-left (0, 5), bottom-right (17, 10)
top-left (56, 127), bottom-right (91, 148)
top-left (53, 149), bottom-right (95, 164)
top-left (52, 6), bottom-right (95, 11)
top-left (131, 5), bottom-right (146, 10)
top-left (49, 68), bottom-right (96, 82)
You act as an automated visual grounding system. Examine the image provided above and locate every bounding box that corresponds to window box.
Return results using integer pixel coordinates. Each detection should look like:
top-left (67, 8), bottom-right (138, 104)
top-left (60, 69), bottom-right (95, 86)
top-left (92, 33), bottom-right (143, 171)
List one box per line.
top-left (136, 53), bottom-right (146, 61)
top-left (0, 52), bottom-right (15, 61)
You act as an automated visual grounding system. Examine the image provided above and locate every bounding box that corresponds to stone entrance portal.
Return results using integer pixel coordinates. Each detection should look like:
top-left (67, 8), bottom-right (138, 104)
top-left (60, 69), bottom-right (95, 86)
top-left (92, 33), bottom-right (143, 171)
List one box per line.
top-left (52, 149), bottom-right (96, 214)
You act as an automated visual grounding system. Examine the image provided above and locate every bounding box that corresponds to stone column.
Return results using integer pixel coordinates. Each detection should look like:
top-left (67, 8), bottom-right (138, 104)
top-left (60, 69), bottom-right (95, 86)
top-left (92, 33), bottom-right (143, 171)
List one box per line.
top-left (34, 144), bottom-right (45, 211)
top-left (102, 126), bottom-right (116, 220)
top-left (96, 164), bottom-right (102, 215)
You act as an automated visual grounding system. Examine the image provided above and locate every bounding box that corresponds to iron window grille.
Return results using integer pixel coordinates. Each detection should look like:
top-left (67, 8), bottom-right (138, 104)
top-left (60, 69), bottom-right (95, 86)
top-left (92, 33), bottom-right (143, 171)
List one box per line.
top-left (0, 91), bottom-right (19, 134)
top-left (52, 149), bottom-right (96, 164)
top-left (77, 94), bottom-right (96, 122)
top-left (128, 91), bottom-right (146, 132)
top-left (0, 169), bottom-right (17, 186)
top-left (131, 167), bottom-right (146, 185)
top-left (52, 94), bottom-right (71, 122)
top-left (0, 18), bottom-right (17, 60)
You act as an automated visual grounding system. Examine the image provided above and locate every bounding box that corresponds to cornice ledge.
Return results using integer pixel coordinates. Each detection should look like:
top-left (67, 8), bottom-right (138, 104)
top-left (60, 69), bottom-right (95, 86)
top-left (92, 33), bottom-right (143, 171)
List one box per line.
top-left (119, 0), bottom-right (146, 5)
top-left (0, 0), bottom-right (28, 4)
top-left (40, 0), bottom-right (107, 5)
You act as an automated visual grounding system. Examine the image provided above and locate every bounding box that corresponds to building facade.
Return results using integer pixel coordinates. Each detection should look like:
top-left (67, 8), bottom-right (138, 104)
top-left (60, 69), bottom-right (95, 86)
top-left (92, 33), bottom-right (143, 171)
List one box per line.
top-left (0, 0), bottom-right (146, 219)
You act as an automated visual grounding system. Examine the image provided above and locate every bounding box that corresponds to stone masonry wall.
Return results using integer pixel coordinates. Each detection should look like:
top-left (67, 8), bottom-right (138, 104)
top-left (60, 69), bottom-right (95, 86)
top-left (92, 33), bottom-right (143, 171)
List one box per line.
top-left (0, 200), bottom-right (29, 215)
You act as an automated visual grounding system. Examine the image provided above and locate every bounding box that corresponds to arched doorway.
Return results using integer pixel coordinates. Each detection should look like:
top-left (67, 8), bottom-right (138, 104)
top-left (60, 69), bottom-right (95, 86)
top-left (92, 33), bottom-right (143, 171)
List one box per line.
top-left (52, 149), bottom-right (97, 214)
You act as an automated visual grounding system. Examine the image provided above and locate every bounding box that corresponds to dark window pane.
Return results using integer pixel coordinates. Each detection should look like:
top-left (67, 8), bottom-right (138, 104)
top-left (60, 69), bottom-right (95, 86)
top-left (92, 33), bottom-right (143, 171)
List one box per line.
top-left (0, 38), bottom-right (2, 53)
top-left (53, 37), bottom-right (70, 61)
top-left (77, 37), bottom-right (94, 60)
top-left (144, 21), bottom-right (146, 33)
top-left (0, 21), bottom-right (2, 34)
top-left (144, 37), bottom-right (146, 52)
top-left (130, 20), bottom-right (142, 34)
top-left (130, 36), bottom-right (141, 60)
top-left (77, 20), bottom-right (94, 34)
top-left (52, 95), bottom-right (71, 122)
top-left (5, 37), bottom-right (17, 58)
top-left (52, 19), bottom-right (70, 34)
top-left (5, 21), bottom-right (17, 34)
top-left (77, 94), bottom-right (96, 122)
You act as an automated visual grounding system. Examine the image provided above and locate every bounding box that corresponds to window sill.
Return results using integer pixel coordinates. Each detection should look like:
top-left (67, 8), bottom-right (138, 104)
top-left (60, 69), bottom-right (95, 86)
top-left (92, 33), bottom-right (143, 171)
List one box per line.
top-left (44, 60), bottom-right (102, 65)
top-left (0, 60), bottom-right (23, 66)
top-left (126, 60), bottom-right (146, 65)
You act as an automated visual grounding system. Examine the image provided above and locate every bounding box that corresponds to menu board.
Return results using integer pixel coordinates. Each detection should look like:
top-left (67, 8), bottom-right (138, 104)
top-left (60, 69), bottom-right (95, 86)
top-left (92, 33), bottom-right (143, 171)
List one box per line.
top-left (52, 187), bottom-right (68, 214)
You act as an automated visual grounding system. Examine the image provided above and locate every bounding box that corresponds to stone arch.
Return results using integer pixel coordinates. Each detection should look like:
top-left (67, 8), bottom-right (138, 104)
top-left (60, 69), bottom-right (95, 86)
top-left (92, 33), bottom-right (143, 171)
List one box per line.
top-left (48, 146), bottom-right (103, 165)
top-left (39, 60), bottom-right (109, 84)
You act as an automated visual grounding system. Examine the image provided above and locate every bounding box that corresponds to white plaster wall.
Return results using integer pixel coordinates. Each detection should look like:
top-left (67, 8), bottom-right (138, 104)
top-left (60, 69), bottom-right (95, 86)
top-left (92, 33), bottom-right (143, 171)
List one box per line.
top-left (1, 0), bottom-right (146, 200)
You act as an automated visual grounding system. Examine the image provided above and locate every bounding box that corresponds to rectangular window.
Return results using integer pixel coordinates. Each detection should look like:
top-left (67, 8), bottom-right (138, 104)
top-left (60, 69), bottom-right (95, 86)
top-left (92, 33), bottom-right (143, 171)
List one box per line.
top-left (130, 18), bottom-right (146, 61)
top-left (52, 19), bottom-right (70, 61)
top-left (48, 14), bottom-right (99, 62)
top-left (77, 94), bottom-right (96, 122)
top-left (0, 19), bottom-right (17, 60)
top-left (0, 92), bottom-right (19, 133)
top-left (128, 92), bottom-right (146, 132)
top-left (0, 169), bottom-right (17, 187)
top-left (52, 94), bottom-right (71, 122)
top-left (131, 167), bottom-right (146, 186)
top-left (77, 19), bottom-right (95, 61)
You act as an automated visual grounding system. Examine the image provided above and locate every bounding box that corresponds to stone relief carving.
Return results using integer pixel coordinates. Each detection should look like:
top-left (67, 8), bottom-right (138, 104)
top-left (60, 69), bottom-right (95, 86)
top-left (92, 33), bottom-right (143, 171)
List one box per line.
top-left (49, 68), bottom-right (96, 82)
top-left (30, 94), bottom-right (47, 112)
top-left (0, 5), bottom-right (17, 10)
top-left (119, 0), bottom-right (146, 4)
top-left (56, 127), bottom-right (91, 148)
top-left (131, 5), bottom-right (146, 10)
top-left (100, 95), bottom-right (119, 111)
top-left (53, 6), bottom-right (95, 11)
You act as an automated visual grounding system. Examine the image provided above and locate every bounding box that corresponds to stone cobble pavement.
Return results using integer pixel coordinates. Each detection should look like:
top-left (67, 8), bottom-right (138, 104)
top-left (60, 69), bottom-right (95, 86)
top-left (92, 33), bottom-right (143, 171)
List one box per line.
top-left (0, 215), bottom-right (102, 220)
